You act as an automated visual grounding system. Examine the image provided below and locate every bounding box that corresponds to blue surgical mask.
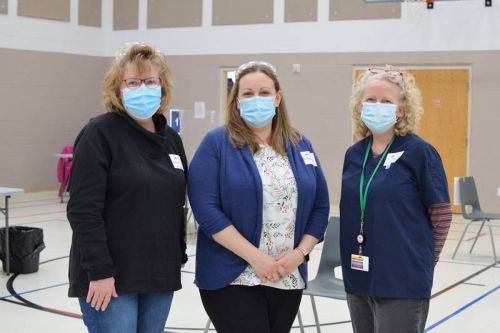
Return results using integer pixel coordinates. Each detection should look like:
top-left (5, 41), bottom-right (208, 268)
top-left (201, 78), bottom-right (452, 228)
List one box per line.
top-left (122, 85), bottom-right (161, 120)
top-left (361, 102), bottom-right (397, 133)
top-left (239, 96), bottom-right (276, 128)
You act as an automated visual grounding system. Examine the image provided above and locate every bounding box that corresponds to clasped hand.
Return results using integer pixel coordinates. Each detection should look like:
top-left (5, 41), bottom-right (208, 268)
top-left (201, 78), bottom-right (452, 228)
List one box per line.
top-left (251, 249), bottom-right (304, 284)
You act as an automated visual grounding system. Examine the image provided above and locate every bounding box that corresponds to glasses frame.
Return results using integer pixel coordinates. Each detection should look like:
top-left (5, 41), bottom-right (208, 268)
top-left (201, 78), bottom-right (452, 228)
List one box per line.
top-left (122, 77), bottom-right (162, 89)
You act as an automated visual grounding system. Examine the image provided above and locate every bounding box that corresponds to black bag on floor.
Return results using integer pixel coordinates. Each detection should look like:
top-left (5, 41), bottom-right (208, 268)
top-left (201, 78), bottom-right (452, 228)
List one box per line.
top-left (0, 226), bottom-right (45, 274)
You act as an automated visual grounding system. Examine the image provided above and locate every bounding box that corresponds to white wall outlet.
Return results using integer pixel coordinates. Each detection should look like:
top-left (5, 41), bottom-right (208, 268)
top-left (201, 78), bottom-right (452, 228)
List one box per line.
top-left (497, 187), bottom-right (500, 197)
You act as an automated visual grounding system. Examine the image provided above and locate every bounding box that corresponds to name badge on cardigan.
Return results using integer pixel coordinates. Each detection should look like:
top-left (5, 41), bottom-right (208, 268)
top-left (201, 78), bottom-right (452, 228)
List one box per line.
top-left (300, 151), bottom-right (317, 167)
top-left (169, 154), bottom-right (184, 170)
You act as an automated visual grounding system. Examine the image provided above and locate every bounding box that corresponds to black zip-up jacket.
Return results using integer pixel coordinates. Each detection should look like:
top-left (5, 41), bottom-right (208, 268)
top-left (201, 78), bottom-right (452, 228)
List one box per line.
top-left (67, 111), bottom-right (188, 297)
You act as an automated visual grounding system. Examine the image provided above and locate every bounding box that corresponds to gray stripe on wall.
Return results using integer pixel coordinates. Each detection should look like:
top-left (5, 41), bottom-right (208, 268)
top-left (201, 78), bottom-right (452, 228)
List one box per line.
top-left (79, 0), bottom-right (101, 27)
top-left (330, 0), bottom-right (400, 21)
top-left (285, 0), bottom-right (318, 23)
top-left (18, 0), bottom-right (70, 22)
top-left (114, 0), bottom-right (139, 30)
top-left (0, 0), bottom-right (7, 15)
top-left (147, 0), bottom-right (202, 29)
top-left (212, 0), bottom-right (273, 26)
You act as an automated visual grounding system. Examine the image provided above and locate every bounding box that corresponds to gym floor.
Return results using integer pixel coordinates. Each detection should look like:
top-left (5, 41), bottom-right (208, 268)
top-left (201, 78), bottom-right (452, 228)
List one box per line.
top-left (1, 191), bottom-right (499, 332)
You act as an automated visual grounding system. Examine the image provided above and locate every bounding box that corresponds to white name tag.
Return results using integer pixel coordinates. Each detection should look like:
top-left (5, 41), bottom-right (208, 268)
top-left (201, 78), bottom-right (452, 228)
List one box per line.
top-left (351, 254), bottom-right (369, 272)
top-left (169, 154), bottom-right (184, 170)
top-left (383, 151), bottom-right (404, 169)
top-left (300, 151), bottom-right (317, 167)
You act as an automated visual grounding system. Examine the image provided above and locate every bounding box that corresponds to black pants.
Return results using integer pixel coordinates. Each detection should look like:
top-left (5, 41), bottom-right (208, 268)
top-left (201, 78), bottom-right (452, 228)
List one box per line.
top-left (200, 285), bottom-right (303, 333)
top-left (347, 293), bottom-right (430, 333)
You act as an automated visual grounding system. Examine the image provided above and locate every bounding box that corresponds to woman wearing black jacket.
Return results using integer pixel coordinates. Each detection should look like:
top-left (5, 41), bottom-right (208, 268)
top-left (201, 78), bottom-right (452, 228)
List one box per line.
top-left (67, 43), bottom-right (187, 333)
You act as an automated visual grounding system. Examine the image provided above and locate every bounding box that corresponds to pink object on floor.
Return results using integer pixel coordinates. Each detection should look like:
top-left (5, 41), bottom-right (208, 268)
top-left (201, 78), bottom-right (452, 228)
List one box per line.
top-left (57, 145), bottom-right (73, 198)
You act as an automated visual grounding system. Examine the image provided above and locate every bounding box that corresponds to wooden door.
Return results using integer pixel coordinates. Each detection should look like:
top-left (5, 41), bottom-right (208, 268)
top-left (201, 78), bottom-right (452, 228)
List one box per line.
top-left (354, 68), bottom-right (469, 212)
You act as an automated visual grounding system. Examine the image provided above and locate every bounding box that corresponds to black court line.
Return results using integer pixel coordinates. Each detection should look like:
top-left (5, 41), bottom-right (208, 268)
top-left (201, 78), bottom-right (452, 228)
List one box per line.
top-left (2, 256), bottom-right (81, 319)
top-left (446, 230), bottom-right (500, 240)
top-left (180, 270), bottom-right (195, 275)
top-left (431, 258), bottom-right (500, 299)
top-left (439, 259), bottom-right (495, 268)
top-left (3, 256), bottom-right (500, 332)
top-left (9, 201), bottom-right (66, 210)
top-left (5, 275), bottom-right (82, 319)
top-left (462, 282), bottom-right (486, 287)
top-left (11, 218), bottom-right (68, 227)
top-left (170, 320), bottom-right (353, 332)
top-left (6, 210), bottom-right (67, 219)
top-left (2, 256), bottom-right (352, 331)
top-left (9, 197), bottom-right (62, 206)
top-left (39, 255), bottom-right (70, 264)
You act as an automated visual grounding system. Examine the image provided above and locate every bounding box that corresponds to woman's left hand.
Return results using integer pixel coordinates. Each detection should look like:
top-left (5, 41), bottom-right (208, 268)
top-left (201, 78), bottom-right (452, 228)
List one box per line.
top-left (275, 249), bottom-right (305, 279)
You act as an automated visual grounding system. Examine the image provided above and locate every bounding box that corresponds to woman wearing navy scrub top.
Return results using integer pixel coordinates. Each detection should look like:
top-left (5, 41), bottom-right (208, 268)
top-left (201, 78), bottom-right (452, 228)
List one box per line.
top-left (339, 67), bottom-right (452, 333)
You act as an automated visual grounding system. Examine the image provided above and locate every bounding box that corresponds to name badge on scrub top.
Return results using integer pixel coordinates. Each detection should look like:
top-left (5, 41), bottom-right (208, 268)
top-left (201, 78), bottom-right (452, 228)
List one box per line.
top-left (351, 254), bottom-right (369, 272)
top-left (300, 151), bottom-right (317, 167)
top-left (383, 151), bottom-right (404, 169)
top-left (169, 154), bottom-right (184, 170)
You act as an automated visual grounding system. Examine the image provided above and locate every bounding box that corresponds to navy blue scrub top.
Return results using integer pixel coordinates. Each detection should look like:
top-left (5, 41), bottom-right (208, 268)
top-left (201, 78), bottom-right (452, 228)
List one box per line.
top-left (340, 134), bottom-right (449, 299)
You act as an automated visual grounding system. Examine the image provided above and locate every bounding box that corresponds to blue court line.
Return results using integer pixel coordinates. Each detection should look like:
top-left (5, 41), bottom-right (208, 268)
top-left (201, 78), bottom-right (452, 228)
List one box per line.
top-left (425, 284), bottom-right (500, 332)
top-left (0, 282), bottom-right (68, 300)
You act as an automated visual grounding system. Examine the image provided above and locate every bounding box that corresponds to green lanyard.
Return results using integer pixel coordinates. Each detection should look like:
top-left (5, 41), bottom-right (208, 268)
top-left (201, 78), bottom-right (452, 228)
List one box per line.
top-left (357, 135), bottom-right (396, 255)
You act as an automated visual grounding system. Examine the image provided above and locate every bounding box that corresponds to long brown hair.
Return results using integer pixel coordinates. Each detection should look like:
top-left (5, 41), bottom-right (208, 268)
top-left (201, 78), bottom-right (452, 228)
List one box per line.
top-left (102, 42), bottom-right (173, 114)
top-left (226, 61), bottom-right (300, 155)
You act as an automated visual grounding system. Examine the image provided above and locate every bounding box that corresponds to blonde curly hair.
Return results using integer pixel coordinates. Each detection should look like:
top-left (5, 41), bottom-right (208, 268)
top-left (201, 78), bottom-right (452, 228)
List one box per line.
top-left (350, 66), bottom-right (423, 140)
top-left (102, 42), bottom-right (173, 114)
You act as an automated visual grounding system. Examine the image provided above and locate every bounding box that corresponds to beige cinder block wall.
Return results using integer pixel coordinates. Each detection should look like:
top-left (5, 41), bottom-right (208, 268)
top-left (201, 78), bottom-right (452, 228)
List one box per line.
top-left (167, 50), bottom-right (500, 210)
top-left (0, 48), bottom-right (109, 191)
top-left (1, 49), bottom-right (499, 211)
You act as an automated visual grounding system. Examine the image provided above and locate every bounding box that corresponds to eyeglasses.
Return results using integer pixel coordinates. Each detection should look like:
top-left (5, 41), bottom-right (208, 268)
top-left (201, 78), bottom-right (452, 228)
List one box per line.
top-left (122, 77), bottom-right (161, 89)
top-left (368, 67), bottom-right (404, 78)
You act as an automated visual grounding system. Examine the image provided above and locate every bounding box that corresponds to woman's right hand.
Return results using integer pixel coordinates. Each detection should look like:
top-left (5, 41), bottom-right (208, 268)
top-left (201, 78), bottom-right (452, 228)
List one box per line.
top-left (86, 277), bottom-right (118, 311)
top-left (249, 252), bottom-right (287, 283)
top-left (211, 226), bottom-right (287, 282)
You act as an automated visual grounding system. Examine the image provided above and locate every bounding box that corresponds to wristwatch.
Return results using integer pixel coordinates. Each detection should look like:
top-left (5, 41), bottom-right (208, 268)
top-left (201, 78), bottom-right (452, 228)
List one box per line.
top-left (296, 247), bottom-right (310, 262)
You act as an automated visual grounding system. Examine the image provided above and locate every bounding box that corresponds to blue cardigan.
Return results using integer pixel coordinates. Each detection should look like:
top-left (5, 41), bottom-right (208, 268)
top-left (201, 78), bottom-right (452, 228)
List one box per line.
top-left (187, 127), bottom-right (330, 290)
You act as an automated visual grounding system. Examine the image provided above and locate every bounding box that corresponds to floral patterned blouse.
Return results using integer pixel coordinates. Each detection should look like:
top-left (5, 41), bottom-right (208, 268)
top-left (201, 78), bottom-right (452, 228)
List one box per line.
top-left (232, 145), bottom-right (305, 290)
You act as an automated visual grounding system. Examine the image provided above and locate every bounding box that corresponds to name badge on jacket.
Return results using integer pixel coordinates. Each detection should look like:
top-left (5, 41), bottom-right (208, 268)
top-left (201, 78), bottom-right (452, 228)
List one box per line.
top-left (300, 151), bottom-right (317, 167)
top-left (169, 154), bottom-right (184, 170)
top-left (383, 151), bottom-right (404, 169)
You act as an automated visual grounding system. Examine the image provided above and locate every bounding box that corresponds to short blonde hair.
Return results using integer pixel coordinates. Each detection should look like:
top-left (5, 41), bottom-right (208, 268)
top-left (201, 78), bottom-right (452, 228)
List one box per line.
top-left (226, 61), bottom-right (300, 155)
top-left (351, 66), bottom-right (423, 140)
top-left (102, 42), bottom-right (173, 114)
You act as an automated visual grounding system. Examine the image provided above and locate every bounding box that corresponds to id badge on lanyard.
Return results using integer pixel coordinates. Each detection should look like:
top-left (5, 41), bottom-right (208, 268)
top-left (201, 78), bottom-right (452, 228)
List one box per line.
top-left (351, 254), bottom-right (369, 272)
top-left (353, 135), bottom-right (396, 273)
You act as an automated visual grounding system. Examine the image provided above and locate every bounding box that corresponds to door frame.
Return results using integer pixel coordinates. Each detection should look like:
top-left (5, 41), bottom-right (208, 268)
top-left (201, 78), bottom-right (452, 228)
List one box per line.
top-left (219, 67), bottom-right (237, 126)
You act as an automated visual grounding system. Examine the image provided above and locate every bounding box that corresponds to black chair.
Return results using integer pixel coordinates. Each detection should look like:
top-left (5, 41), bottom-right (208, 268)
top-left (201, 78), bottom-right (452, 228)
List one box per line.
top-left (452, 177), bottom-right (499, 262)
top-left (296, 216), bottom-right (346, 333)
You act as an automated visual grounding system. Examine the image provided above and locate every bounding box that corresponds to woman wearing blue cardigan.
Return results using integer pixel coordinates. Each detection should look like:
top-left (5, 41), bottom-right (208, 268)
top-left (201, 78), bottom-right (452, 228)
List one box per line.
top-left (188, 61), bottom-right (330, 333)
